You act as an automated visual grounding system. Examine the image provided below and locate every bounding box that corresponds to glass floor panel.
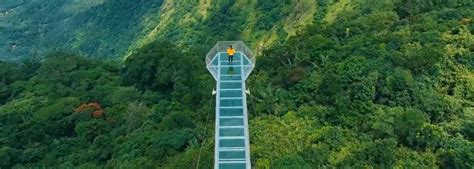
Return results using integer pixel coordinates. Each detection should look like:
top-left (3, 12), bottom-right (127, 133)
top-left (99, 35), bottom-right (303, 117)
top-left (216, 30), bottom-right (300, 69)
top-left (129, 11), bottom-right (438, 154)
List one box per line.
top-left (221, 75), bottom-right (242, 81)
top-left (242, 55), bottom-right (251, 65)
top-left (220, 128), bottom-right (244, 137)
top-left (220, 118), bottom-right (244, 126)
top-left (220, 82), bottom-right (242, 89)
top-left (219, 151), bottom-right (246, 159)
top-left (219, 163), bottom-right (246, 169)
top-left (220, 67), bottom-right (242, 74)
top-left (220, 108), bottom-right (243, 116)
top-left (220, 139), bottom-right (245, 147)
top-left (211, 57), bottom-right (219, 66)
top-left (220, 98), bottom-right (243, 107)
top-left (221, 61), bottom-right (242, 65)
top-left (221, 90), bottom-right (242, 97)
top-left (219, 53), bottom-right (242, 61)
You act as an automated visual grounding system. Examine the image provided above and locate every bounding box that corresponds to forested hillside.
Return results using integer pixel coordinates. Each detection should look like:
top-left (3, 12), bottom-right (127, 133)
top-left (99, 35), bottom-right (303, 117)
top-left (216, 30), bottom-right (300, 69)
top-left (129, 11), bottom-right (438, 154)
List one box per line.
top-left (1, 0), bottom-right (473, 168)
top-left (1, 0), bottom-right (318, 61)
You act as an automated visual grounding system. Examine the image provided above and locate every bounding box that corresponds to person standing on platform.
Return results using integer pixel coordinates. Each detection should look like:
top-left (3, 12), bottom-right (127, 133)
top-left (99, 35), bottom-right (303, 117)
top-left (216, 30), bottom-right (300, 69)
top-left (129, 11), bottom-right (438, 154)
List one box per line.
top-left (227, 45), bottom-right (235, 64)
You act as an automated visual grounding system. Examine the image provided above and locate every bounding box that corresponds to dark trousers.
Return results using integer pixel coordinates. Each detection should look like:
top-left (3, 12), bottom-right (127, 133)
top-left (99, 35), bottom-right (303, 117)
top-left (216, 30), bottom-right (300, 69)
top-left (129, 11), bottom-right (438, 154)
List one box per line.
top-left (228, 55), bottom-right (234, 62)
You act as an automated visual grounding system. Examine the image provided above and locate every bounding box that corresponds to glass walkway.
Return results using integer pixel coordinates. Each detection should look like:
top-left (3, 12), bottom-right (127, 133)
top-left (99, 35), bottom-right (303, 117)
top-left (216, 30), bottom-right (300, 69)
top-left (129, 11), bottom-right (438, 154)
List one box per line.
top-left (206, 42), bottom-right (254, 169)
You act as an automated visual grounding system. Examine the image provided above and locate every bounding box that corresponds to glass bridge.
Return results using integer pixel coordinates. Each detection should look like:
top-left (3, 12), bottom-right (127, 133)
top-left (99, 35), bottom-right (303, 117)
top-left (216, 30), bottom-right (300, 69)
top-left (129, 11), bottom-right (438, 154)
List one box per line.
top-left (206, 41), bottom-right (255, 169)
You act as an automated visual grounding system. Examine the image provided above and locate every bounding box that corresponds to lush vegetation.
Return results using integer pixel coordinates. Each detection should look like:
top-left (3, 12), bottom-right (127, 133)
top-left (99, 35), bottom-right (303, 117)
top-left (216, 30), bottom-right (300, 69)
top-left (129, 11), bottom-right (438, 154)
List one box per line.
top-left (1, 0), bottom-right (318, 60)
top-left (1, 0), bottom-right (165, 60)
top-left (0, 42), bottom-right (215, 168)
top-left (250, 1), bottom-right (473, 167)
top-left (1, 0), bottom-right (473, 168)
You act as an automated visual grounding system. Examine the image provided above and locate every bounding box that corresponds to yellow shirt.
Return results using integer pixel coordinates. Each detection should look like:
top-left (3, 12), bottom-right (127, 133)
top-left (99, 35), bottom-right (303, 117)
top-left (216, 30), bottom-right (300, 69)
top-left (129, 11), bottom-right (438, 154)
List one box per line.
top-left (227, 48), bottom-right (235, 56)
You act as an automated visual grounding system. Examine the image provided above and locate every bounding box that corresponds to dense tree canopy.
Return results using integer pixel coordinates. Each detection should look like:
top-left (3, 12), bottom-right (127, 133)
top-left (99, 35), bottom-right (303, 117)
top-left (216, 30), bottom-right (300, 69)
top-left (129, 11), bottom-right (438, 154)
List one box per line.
top-left (0, 0), bottom-right (473, 168)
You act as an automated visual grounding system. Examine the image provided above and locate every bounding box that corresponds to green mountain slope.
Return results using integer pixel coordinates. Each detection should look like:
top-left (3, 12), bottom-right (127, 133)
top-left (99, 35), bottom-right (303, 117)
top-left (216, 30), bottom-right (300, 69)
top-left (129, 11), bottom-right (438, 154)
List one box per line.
top-left (0, 0), bottom-right (473, 168)
top-left (1, 0), bottom-right (322, 61)
top-left (1, 0), bottom-right (166, 60)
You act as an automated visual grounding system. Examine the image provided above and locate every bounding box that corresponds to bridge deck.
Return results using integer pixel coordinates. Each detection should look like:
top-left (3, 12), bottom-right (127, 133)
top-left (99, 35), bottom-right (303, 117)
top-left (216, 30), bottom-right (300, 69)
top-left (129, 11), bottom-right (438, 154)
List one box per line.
top-left (213, 52), bottom-right (251, 169)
